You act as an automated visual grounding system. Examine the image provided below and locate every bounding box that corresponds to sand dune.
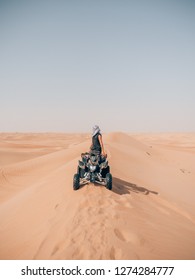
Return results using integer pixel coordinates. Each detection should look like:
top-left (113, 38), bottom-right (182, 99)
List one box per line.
top-left (0, 132), bottom-right (195, 260)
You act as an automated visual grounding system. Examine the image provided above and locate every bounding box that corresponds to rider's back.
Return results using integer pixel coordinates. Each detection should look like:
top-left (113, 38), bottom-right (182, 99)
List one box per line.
top-left (91, 133), bottom-right (101, 154)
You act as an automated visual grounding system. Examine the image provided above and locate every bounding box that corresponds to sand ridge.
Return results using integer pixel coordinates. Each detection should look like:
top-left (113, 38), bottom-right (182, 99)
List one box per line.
top-left (0, 132), bottom-right (195, 259)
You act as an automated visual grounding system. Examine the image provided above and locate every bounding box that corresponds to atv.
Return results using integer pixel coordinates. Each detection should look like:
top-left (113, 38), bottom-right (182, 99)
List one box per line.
top-left (73, 152), bottom-right (112, 190)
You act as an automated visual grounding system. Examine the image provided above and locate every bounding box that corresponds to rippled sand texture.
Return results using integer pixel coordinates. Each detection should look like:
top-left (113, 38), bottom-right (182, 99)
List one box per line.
top-left (0, 132), bottom-right (195, 259)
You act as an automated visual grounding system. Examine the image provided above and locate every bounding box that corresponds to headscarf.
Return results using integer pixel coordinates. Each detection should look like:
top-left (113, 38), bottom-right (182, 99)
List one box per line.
top-left (92, 125), bottom-right (101, 137)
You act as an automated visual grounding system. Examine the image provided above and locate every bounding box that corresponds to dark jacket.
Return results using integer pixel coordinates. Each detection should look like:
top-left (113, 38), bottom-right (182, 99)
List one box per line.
top-left (91, 133), bottom-right (101, 154)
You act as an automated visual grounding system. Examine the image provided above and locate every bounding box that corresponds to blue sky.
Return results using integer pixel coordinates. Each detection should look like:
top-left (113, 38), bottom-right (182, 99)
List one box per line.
top-left (0, 0), bottom-right (195, 132)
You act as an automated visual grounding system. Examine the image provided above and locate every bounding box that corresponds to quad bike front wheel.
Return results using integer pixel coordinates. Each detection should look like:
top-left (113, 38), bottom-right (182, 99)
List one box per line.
top-left (73, 173), bottom-right (80, 190)
top-left (101, 165), bottom-right (110, 178)
top-left (105, 173), bottom-right (112, 190)
top-left (77, 166), bottom-right (85, 178)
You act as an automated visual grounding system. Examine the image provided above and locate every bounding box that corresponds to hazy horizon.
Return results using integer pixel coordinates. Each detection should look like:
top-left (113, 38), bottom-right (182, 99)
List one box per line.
top-left (1, 0), bottom-right (195, 133)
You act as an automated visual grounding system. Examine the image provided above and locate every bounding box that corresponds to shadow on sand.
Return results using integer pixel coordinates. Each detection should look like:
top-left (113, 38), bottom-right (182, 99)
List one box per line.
top-left (112, 177), bottom-right (159, 196)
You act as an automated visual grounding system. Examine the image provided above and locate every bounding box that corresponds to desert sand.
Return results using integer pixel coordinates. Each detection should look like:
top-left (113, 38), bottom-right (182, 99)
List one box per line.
top-left (0, 132), bottom-right (195, 260)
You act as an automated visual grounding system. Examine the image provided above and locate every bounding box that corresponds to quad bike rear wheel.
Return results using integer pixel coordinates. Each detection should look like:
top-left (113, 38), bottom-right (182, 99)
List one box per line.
top-left (73, 173), bottom-right (80, 190)
top-left (105, 173), bottom-right (112, 190)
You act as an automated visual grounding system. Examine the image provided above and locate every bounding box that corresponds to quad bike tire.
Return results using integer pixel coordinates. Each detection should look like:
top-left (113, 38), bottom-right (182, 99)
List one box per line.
top-left (77, 166), bottom-right (85, 178)
top-left (73, 173), bottom-right (80, 190)
top-left (101, 165), bottom-right (110, 178)
top-left (105, 173), bottom-right (112, 190)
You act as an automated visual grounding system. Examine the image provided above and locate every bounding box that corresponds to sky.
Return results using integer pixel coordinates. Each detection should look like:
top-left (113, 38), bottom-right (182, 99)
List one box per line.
top-left (0, 0), bottom-right (195, 133)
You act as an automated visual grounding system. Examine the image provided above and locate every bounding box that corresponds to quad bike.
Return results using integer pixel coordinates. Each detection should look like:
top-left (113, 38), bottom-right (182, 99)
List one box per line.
top-left (73, 152), bottom-right (112, 190)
